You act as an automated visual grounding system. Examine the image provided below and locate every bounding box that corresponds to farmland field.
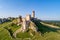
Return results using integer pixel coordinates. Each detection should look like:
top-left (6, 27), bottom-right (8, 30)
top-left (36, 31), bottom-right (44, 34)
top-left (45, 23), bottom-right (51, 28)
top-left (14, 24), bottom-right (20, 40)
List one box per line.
top-left (43, 20), bottom-right (60, 27)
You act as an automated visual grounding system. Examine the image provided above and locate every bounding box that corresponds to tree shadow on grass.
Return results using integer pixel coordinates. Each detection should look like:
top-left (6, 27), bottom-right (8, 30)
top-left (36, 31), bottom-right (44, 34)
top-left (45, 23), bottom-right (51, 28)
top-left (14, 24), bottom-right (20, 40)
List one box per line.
top-left (4, 27), bottom-right (14, 38)
top-left (32, 19), bottom-right (60, 34)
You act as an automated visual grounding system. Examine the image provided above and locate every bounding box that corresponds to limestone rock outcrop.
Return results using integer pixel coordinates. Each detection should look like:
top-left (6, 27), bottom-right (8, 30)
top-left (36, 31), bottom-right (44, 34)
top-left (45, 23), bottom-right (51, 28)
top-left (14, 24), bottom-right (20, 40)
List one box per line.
top-left (13, 11), bottom-right (38, 38)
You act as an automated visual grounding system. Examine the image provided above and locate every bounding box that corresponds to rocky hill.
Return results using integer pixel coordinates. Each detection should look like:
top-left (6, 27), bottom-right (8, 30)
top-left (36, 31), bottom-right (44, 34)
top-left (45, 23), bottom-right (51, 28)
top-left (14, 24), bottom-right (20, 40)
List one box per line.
top-left (0, 18), bottom-right (60, 40)
top-left (0, 11), bottom-right (60, 40)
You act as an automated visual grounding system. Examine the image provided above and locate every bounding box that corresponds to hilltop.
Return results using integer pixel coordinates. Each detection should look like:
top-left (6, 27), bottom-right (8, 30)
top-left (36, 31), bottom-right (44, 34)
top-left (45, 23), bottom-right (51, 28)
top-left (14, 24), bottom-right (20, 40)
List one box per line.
top-left (0, 18), bottom-right (60, 40)
top-left (0, 11), bottom-right (60, 40)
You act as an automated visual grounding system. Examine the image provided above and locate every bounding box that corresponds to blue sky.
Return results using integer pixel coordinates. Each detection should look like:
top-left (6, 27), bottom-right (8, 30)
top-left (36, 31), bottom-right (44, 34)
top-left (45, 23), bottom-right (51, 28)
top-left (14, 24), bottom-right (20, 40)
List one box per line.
top-left (0, 0), bottom-right (60, 20)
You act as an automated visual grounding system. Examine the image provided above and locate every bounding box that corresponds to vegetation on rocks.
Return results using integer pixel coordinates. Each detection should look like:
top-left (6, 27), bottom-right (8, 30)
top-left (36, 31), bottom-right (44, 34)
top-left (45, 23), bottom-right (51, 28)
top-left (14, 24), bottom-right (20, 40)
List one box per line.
top-left (0, 19), bottom-right (60, 40)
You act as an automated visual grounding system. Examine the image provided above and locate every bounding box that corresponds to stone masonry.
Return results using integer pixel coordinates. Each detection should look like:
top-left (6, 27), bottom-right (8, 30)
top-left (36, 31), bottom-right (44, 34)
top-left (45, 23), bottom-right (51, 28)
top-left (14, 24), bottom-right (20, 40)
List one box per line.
top-left (13, 11), bottom-right (37, 38)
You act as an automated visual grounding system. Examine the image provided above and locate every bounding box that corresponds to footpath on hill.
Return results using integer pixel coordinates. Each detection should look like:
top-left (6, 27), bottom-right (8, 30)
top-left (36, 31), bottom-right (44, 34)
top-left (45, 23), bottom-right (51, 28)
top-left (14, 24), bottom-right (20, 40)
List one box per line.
top-left (40, 22), bottom-right (60, 29)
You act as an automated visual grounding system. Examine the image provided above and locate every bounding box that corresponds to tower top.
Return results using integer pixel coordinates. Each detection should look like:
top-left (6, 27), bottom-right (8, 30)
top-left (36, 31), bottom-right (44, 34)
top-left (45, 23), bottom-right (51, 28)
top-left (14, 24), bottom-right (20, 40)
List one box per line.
top-left (33, 11), bottom-right (35, 13)
top-left (32, 11), bottom-right (35, 18)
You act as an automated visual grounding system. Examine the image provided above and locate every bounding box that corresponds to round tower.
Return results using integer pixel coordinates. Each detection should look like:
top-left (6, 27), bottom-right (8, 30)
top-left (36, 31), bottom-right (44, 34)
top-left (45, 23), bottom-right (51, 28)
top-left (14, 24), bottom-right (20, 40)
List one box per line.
top-left (32, 11), bottom-right (35, 18)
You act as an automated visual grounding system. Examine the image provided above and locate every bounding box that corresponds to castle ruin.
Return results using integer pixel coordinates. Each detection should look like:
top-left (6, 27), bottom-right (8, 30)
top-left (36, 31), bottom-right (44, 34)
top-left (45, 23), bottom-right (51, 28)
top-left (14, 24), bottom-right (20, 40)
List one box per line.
top-left (17, 11), bottom-right (37, 32)
top-left (13, 11), bottom-right (37, 38)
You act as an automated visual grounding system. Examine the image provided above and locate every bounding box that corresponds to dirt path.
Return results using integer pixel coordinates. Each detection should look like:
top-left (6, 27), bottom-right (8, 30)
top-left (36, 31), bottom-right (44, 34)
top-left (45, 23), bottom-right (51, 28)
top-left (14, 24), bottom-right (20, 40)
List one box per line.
top-left (40, 22), bottom-right (60, 29)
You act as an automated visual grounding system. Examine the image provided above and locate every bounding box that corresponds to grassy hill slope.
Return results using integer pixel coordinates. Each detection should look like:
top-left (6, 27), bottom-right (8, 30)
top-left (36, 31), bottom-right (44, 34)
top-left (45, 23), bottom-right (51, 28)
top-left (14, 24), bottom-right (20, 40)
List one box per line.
top-left (0, 19), bottom-right (60, 40)
top-left (0, 27), bottom-right (12, 40)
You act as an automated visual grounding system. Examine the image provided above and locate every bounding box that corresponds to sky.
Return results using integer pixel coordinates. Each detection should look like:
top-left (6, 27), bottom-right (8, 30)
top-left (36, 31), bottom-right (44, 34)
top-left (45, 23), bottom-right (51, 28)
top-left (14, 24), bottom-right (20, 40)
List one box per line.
top-left (0, 0), bottom-right (60, 20)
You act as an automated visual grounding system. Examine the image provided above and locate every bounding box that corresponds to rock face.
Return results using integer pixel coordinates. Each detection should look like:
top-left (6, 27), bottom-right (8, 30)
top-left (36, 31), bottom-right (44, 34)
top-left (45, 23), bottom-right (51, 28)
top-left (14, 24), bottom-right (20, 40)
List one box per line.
top-left (29, 21), bottom-right (37, 32)
top-left (26, 14), bottom-right (31, 21)
top-left (17, 15), bottom-right (22, 25)
top-left (22, 18), bottom-right (27, 32)
top-left (17, 11), bottom-right (36, 32)
top-left (13, 11), bottom-right (38, 38)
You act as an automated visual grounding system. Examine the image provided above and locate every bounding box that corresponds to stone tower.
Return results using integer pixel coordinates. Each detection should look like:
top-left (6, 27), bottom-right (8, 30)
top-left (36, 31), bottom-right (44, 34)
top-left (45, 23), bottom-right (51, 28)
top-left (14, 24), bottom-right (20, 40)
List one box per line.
top-left (26, 14), bottom-right (31, 21)
top-left (32, 11), bottom-right (35, 18)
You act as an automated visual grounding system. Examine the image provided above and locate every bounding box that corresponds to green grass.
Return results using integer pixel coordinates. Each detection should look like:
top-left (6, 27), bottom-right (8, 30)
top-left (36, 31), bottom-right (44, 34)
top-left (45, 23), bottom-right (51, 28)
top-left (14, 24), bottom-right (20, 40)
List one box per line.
top-left (0, 22), bottom-right (11, 27)
top-left (43, 32), bottom-right (60, 40)
top-left (43, 21), bottom-right (60, 27)
top-left (0, 27), bottom-right (12, 40)
top-left (5, 23), bottom-right (21, 33)
top-left (17, 32), bottom-right (32, 38)
top-left (0, 20), bottom-right (60, 40)
top-left (0, 21), bottom-right (21, 40)
top-left (33, 20), bottom-right (59, 34)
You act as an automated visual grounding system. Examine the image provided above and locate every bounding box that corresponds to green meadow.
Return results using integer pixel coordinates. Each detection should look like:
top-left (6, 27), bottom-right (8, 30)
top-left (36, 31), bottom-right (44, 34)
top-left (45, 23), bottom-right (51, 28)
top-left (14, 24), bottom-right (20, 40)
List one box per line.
top-left (0, 20), bottom-right (60, 40)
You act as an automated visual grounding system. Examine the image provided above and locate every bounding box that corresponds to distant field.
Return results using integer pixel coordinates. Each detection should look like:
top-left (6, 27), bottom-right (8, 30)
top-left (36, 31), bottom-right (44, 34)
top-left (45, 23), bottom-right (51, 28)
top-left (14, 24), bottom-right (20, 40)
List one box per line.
top-left (43, 20), bottom-right (60, 27)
